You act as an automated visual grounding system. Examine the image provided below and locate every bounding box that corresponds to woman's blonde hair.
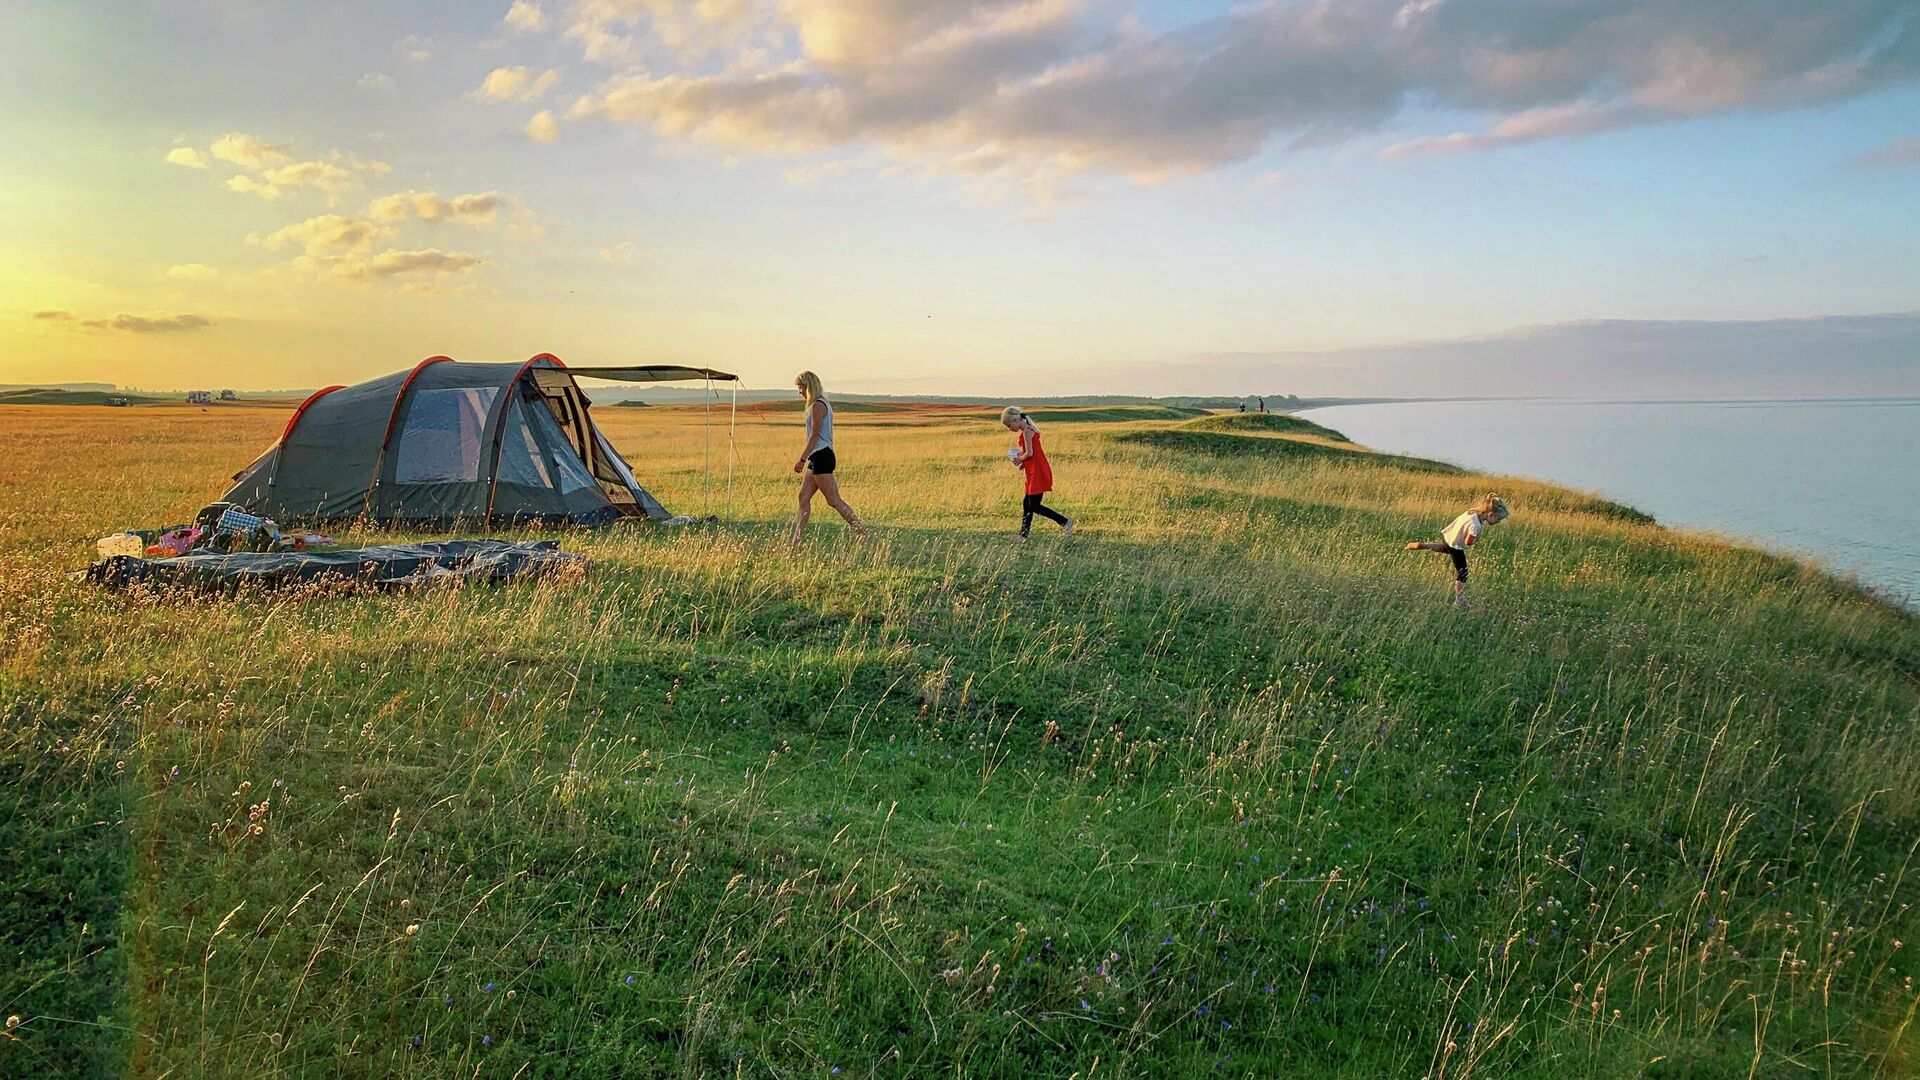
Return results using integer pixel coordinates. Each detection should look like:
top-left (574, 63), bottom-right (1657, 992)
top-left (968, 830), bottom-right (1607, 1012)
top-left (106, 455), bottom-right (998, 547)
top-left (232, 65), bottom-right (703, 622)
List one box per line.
top-left (1475, 493), bottom-right (1511, 523)
top-left (1000, 405), bottom-right (1027, 426)
top-left (794, 370), bottom-right (825, 404)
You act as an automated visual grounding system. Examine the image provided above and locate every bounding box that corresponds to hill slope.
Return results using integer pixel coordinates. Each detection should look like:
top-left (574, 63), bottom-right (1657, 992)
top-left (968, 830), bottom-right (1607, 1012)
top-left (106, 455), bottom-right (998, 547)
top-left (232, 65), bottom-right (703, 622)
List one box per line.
top-left (1, 405), bottom-right (1914, 1078)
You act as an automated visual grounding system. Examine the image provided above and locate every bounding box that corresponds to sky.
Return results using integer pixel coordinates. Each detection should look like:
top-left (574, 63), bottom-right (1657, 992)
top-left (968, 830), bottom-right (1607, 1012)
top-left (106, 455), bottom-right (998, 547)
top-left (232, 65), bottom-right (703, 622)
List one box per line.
top-left (2, 0), bottom-right (1917, 398)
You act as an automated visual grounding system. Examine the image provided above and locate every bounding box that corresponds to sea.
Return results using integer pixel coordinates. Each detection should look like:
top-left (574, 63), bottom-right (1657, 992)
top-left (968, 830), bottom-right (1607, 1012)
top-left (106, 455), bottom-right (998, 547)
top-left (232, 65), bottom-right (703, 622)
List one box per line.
top-left (1298, 398), bottom-right (1920, 610)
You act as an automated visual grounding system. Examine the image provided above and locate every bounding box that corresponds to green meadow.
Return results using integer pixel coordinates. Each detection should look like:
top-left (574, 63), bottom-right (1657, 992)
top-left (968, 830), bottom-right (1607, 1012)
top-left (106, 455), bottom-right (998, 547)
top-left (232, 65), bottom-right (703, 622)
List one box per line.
top-left (2, 402), bottom-right (1915, 1078)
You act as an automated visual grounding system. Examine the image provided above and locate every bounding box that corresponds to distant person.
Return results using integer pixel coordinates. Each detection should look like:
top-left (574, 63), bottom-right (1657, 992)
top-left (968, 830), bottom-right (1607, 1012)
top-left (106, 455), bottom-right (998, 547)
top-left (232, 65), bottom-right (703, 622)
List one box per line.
top-left (1405, 494), bottom-right (1510, 607)
top-left (1237, 402), bottom-right (1246, 413)
top-left (1257, 397), bottom-right (1266, 414)
top-left (790, 371), bottom-right (869, 543)
top-left (1001, 406), bottom-right (1074, 542)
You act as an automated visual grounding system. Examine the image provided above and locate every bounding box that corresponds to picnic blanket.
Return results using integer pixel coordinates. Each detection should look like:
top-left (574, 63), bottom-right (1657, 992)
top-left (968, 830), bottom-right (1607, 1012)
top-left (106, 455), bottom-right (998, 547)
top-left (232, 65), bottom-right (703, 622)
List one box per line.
top-left (85, 540), bottom-right (585, 593)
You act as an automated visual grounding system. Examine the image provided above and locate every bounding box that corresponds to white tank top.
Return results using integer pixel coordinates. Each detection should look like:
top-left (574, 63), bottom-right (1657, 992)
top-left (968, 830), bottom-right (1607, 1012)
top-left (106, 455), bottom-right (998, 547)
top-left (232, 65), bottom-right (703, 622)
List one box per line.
top-left (809, 399), bottom-right (835, 453)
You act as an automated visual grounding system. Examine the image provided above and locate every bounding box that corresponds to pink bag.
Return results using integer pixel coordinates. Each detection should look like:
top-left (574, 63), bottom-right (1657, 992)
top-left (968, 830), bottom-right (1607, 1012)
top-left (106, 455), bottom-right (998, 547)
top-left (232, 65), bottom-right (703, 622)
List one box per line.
top-left (148, 527), bottom-right (204, 557)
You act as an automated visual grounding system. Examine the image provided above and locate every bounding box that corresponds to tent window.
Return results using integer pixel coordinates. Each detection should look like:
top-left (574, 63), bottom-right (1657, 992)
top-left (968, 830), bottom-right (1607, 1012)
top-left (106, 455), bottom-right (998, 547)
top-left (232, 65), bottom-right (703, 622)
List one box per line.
top-left (395, 387), bottom-right (498, 483)
top-left (524, 391), bottom-right (599, 494)
top-left (592, 429), bottom-right (642, 500)
top-left (495, 396), bottom-right (554, 489)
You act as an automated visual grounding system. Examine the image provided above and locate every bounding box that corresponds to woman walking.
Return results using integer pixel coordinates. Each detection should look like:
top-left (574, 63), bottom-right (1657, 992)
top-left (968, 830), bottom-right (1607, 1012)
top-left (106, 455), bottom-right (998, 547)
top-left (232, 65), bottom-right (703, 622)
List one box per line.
top-left (791, 371), bottom-right (869, 543)
top-left (1002, 406), bottom-right (1074, 541)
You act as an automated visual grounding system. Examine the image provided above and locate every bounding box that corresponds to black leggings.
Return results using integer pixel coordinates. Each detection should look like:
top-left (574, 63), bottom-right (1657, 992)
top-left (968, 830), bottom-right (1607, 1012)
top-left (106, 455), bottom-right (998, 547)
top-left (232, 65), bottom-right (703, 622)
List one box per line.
top-left (1022, 493), bottom-right (1068, 536)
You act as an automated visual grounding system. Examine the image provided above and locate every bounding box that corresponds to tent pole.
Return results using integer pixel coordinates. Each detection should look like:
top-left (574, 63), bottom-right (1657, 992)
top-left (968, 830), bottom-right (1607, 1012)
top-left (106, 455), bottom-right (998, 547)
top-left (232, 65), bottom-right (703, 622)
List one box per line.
top-left (726, 380), bottom-right (738, 521)
top-left (703, 373), bottom-right (713, 520)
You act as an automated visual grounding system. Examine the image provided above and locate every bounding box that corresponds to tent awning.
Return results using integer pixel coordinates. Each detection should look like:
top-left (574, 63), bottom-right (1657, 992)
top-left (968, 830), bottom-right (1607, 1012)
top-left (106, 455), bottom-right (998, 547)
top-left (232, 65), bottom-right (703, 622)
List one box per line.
top-left (567, 365), bottom-right (738, 383)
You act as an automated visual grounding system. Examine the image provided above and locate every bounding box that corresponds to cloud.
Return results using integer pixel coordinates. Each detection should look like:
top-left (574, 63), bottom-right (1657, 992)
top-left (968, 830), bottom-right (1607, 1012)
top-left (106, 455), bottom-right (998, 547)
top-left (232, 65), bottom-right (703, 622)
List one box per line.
top-left (1150, 312), bottom-right (1920, 399)
top-left (399, 34), bottom-right (433, 62)
top-left (225, 156), bottom-right (391, 200)
top-left (310, 248), bottom-right (492, 283)
top-left (504, 0), bottom-right (546, 33)
top-left (209, 133), bottom-right (292, 169)
top-left (599, 240), bottom-right (635, 262)
top-left (167, 263), bottom-right (219, 279)
top-left (367, 190), bottom-right (518, 227)
top-left (550, 0), bottom-right (1920, 186)
top-left (358, 72), bottom-right (396, 91)
top-left (257, 214), bottom-right (393, 255)
top-left (475, 66), bottom-right (560, 102)
top-left (526, 110), bottom-right (560, 142)
top-left (1383, 101), bottom-right (1649, 158)
top-left (564, 0), bottom-right (769, 66)
top-left (82, 313), bottom-right (213, 334)
top-left (165, 147), bottom-right (208, 169)
top-left (1856, 136), bottom-right (1920, 168)
top-left (32, 310), bottom-right (73, 321)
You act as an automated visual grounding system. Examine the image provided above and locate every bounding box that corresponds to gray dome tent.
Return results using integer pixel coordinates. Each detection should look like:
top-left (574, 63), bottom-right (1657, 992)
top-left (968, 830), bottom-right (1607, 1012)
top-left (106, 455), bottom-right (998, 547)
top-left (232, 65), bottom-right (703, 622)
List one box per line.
top-left (224, 354), bottom-right (736, 527)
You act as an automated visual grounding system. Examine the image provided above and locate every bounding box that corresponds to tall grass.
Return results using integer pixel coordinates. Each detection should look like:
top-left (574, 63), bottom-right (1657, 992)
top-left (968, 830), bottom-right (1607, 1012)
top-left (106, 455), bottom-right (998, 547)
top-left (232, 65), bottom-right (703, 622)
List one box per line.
top-left (1, 402), bottom-right (1914, 1077)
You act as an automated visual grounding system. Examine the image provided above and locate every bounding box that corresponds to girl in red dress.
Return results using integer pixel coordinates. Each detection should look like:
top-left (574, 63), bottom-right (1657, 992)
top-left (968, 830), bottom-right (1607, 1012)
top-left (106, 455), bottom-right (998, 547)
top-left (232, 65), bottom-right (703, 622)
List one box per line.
top-left (1001, 406), bottom-right (1074, 541)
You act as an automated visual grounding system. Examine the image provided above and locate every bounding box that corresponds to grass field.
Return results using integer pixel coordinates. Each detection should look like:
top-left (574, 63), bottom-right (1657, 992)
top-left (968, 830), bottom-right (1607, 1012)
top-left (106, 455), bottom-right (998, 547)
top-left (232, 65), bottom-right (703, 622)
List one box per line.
top-left (2, 401), bottom-right (1916, 1078)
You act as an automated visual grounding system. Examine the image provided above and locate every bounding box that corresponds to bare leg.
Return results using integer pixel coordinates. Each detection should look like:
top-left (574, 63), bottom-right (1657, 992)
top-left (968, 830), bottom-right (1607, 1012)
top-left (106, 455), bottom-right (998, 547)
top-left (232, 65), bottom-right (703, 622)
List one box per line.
top-left (813, 474), bottom-right (869, 538)
top-left (792, 473), bottom-right (818, 543)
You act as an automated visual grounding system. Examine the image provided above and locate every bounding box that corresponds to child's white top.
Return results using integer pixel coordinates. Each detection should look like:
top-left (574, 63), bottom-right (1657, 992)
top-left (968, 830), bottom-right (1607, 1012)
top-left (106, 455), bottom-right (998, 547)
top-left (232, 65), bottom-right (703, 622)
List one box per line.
top-left (1442, 511), bottom-right (1483, 550)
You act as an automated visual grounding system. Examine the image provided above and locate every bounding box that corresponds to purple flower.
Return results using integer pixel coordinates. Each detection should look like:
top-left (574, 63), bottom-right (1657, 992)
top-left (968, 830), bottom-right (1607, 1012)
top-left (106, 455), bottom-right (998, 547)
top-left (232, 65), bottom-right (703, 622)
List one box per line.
top-left (483, 982), bottom-right (495, 993)
top-left (482, 1035), bottom-right (493, 1047)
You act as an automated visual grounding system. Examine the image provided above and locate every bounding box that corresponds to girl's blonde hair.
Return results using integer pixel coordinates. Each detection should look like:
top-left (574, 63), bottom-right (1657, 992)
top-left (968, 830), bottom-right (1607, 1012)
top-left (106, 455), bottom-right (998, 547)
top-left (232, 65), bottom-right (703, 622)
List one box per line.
top-left (794, 370), bottom-right (825, 404)
top-left (1475, 493), bottom-right (1511, 523)
top-left (1000, 405), bottom-right (1027, 426)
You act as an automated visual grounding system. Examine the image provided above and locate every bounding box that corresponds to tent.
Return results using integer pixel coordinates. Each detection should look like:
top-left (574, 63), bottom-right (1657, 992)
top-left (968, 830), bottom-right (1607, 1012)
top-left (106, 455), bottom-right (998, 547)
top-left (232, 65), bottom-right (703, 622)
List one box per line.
top-left (223, 354), bottom-right (737, 527)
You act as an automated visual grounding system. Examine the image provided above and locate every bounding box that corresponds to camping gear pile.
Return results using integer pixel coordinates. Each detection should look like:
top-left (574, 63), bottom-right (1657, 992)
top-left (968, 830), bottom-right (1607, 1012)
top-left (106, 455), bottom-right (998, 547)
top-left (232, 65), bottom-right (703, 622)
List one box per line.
top-left (86, 539), bottom-right (584, 592)
top-left (94, 501), bottom-right (331, 562)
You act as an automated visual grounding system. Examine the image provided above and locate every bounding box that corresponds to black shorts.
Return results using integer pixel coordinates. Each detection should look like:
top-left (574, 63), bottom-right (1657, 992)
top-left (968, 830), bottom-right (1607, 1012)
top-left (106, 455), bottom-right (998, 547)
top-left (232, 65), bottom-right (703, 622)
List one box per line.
top-left (806, 447), bottom-right (837, 475)
top-left (1444, 543), bottom-right (1468, 582)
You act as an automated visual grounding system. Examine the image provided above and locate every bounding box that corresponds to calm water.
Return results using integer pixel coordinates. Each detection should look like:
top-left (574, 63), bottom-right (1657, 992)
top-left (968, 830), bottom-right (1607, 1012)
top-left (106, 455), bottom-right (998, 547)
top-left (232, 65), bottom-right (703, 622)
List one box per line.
top-left (1300, 398), bottom-right (1920, 608)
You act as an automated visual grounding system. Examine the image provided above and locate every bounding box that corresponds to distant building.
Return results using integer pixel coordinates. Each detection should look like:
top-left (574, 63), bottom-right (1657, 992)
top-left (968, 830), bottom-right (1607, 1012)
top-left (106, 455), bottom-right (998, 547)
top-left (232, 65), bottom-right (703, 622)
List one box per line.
top-left (186, 390), bottom-right (212, 404)
top-left (219, 389), bottom-right (237, 401)
top-left (105, 395), bottom-right (129, 407)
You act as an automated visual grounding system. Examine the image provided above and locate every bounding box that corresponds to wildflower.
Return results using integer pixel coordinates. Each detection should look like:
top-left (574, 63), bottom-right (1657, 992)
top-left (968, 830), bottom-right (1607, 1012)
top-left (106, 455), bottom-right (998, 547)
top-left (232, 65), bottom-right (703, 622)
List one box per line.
top-left (482, 1035), bottom-right (493, 1047)
top-left (4, 1016), bottom-right (18, 1029)
top-left (483, 982), bottom-right (495, 993)
top-left (405, 924), bottom-right (420, 937)
top-left (625, 975), bottom-right (636, 985)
